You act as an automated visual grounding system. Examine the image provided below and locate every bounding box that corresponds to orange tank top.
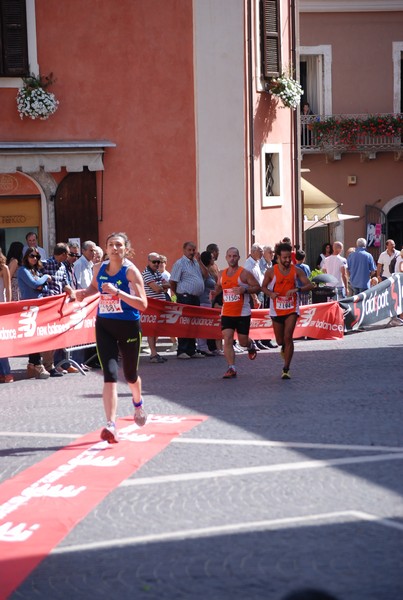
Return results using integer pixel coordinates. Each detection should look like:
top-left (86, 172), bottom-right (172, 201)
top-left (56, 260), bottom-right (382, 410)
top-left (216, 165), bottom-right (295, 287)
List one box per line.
top-left (269, 264), bottom-right (299, 316)
top-left (221, 267), bottom-right (249, 317)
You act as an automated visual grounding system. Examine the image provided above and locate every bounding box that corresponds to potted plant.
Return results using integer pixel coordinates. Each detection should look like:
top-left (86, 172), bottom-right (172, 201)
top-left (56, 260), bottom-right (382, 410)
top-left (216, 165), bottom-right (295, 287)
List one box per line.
top-left (16, 73), bottom-right (59, 120)
top-left (269, 70), bottom-right (303, 109)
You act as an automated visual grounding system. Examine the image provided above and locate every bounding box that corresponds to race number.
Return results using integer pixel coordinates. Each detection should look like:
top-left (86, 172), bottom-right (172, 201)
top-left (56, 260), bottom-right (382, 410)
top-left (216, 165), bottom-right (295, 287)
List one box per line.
top-left (223, 288), bottom-right (241, 303)
top-left (99, 294), bottom-right (123, 314)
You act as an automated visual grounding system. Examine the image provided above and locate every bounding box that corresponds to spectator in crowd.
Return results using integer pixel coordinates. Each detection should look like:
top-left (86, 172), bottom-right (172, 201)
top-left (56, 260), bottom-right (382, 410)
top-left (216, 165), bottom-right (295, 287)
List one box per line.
top-left (23, 231), bottom-right (46, 261)
top-left (170, 241), bottom-right (207, 359)
top-left (0, 248), bottom-right (13, 383)
top-left (74, 240), bottom-right (96, 289)
top-left (59, 242), bottom-right (91, 372)
top-left (347, 238), bottom-right (377, 294)
top-left (42, 243), bottom-right (77, 377)
top-left (244, 243), bottom-right (271, 351)
top-left (295, 249), bottom-right (312, 305)
top-left (142, 252), bottom-right (170, 363)
top-left (92, 245), bottom-right (103, 264)
top-left (395, 247), bottom-right (403, 274)
top-left (197, 251), bottom-right (216, 356)
top-left (159, 254), bottom-right (178, 353)
top-left (377, 239), bottom-right (399, 281)
top-left (17, 247), bottom-right (52, 379)
top-left (6, 241), bottom-right (24, 301)
top-left (206, 243), bottom-right (220, 282)
top-left (64, 242), bottom-right (80, 289)
top-left (316, 242), bottom-right (333, 270)
top-left (322, 241), bottom-right (348, 299)
top-left (259, 245), bottom-right (274, 284)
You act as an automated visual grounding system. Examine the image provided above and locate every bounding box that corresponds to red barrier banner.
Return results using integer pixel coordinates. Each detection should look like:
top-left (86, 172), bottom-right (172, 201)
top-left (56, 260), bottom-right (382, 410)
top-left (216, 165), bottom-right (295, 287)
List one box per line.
top-left (141, 299), bottom-right (344, 341)
top-left (0, 414), bottom-right (207, 600)
top-left (0, 295), bottom-right (344, 359)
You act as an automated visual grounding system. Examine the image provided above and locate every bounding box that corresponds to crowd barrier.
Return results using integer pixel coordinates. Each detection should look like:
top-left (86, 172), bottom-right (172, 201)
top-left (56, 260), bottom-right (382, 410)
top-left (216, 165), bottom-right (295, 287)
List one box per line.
top-left (0, 273), bottom-right (401, 360)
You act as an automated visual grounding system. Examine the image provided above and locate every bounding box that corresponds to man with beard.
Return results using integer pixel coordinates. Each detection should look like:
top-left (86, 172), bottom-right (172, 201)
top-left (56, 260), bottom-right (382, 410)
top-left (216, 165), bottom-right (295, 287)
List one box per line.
top-left (262, 242), bottom-right (313, 379)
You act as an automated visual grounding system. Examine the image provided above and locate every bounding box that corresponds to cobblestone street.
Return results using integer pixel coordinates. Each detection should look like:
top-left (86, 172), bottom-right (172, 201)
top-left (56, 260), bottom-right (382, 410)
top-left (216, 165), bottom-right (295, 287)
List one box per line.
top-left (1, 324), bottom-right (403, 600)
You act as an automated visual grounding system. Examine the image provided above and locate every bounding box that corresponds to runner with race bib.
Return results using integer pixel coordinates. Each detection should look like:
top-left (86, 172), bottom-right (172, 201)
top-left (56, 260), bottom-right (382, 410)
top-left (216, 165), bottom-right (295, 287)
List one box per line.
top-left (262, 241), bottom-right (313, 380)
top-left (214, 247), bottom-right (261, 379)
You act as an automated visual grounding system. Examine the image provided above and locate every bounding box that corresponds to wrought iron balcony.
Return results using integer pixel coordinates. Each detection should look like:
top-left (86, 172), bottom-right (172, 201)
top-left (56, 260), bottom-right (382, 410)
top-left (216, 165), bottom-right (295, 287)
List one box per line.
top-left (301, 113), bottom-right (403, 160)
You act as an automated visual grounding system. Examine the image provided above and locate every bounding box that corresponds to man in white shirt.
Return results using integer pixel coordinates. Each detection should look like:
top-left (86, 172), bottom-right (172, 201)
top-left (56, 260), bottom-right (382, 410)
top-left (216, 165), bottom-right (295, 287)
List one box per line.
top-left (244, 243), bottom-right (277, 349)
top-left (23, 231), bottom-right (47, 261)
top-left (323, 241), bottom-right (348, 299)
top-left (73, 240), bottom-right (96, 289)
top-left (377, 239), bottom-right (399, 281)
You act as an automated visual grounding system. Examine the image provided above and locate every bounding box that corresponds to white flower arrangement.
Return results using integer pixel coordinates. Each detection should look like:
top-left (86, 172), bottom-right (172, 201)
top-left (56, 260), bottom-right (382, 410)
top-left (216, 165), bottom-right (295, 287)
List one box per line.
top-left (269, 72), bottom-right (303, 109)
top-left (16, 73), bottom-right (59, 120)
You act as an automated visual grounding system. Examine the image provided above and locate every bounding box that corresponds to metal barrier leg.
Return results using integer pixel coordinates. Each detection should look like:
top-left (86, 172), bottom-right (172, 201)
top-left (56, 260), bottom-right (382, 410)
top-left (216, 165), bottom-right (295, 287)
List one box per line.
top-left (55, 348), bottom-right (87, 376)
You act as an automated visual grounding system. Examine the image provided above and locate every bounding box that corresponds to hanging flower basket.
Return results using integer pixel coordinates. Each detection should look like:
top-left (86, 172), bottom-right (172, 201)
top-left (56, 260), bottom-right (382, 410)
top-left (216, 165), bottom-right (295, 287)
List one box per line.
top-left (269, 73), bottom-right (303, 109)
top-left (16, 73), bottom-right (59, 121)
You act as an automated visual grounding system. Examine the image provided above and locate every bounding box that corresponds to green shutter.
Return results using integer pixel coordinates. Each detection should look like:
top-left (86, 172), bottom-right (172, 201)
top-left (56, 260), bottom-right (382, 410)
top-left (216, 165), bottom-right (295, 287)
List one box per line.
top-left (261, 0), bottom-right (281, 79)
top-left (0, 0), bottom-right (29, 76)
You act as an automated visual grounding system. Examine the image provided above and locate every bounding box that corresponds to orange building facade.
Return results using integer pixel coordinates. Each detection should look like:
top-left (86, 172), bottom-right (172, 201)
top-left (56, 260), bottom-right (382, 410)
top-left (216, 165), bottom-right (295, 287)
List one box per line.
top-left (0, 0), bottom-right (299, 268)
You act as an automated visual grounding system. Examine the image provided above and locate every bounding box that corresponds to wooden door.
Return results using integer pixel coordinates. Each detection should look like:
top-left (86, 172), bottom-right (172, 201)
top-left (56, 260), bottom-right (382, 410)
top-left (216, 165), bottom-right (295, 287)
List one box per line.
top-left (55, 169), bottom-right (98, 244)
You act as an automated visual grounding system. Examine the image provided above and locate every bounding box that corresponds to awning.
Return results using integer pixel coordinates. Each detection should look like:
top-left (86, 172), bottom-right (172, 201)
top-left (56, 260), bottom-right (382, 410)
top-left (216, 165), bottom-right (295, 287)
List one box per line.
top-left (301, 177), bottom-right (359, 231)
top-left (301, 177), bottom-right (339, 220)
top-left (0, 141), bottom-right (116, 173)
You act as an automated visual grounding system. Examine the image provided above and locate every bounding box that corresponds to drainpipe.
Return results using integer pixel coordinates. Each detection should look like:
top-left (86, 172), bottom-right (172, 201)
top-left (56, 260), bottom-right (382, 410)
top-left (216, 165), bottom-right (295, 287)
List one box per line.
top-left (247, 0), bottom-right (255, 247)
top-left (291, 0), bottom-right (301, 248)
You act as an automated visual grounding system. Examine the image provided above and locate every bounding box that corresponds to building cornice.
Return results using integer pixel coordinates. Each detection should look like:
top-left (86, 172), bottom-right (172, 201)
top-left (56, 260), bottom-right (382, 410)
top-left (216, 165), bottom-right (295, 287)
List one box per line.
top-left (300, 0), bottom-right (403, 12)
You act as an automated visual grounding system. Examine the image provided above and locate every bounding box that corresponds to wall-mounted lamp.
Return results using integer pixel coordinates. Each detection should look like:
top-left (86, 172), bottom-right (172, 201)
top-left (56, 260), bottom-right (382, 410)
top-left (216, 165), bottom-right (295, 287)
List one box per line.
top-left (49, 194), bottom-right (56, 202)
top-left (347, 175), bottom-right (357, 185)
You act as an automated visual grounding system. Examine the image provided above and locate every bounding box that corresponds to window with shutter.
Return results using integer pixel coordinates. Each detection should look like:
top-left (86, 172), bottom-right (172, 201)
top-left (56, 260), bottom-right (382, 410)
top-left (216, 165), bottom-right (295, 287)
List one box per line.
top-left (0, 0), bottom-right (29, 77)
top-left (261, 0), bottom-right (281, 79)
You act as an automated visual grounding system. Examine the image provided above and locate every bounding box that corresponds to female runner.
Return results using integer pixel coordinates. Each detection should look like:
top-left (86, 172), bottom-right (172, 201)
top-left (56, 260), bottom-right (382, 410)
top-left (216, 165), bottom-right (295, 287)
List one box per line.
top-left (77, 232), bottom-right (148, 443)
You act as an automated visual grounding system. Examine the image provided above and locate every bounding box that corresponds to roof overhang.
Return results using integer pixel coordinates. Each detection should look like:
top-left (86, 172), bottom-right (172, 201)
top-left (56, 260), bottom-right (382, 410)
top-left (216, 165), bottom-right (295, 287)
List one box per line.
top-left (0, 141), bottom-right (116, 173)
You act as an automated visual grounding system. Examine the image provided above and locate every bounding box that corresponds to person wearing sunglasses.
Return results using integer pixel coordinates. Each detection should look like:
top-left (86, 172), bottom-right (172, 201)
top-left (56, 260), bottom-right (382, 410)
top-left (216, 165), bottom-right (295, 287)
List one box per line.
top-left (63, 243), bottom-right (80, 289)
top-left (17, 247), bottom-right (52, 379)
top-left (41, 243), bottom-right (77, 377)
top-left (141, 252), bottom-right (170, 363)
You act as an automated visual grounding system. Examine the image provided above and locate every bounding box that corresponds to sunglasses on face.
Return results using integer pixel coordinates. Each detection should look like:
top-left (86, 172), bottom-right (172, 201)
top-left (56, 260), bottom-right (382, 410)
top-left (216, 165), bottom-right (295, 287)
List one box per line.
top-left (29, 254), bottom-right (39, 259)
top-left (151, 260), bottom-right (161, 264)
top-left (69, 253), bottom-right (80, 257)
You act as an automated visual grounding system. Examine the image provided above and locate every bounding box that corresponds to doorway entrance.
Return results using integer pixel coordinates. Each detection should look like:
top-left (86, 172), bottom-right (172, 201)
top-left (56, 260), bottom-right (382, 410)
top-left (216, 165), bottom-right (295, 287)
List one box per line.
top-left (54, 169), bottom-right (98, 245)
top-left (0, 195), bottom-right (42, 255)
top-left (387, 203), bottom-right (403, 249)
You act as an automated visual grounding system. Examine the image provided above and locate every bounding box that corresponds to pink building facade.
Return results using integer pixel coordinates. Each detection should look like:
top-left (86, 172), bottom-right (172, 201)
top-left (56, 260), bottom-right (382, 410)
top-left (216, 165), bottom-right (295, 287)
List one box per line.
top-left (0, 0), bottom-right (298, 268)
top-left (300, 0), bottom-right (403, 266)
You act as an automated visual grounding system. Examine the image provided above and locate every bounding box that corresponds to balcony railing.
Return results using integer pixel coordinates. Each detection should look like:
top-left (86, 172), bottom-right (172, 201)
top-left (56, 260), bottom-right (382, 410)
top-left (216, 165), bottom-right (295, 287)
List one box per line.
top-left (301, 113), bottom-right (403, 156)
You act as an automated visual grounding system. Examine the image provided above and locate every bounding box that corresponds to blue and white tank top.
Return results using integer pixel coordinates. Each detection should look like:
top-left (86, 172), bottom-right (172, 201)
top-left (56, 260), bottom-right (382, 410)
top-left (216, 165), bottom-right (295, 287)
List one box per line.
top-left (97, 262), bottom-right (140, 321)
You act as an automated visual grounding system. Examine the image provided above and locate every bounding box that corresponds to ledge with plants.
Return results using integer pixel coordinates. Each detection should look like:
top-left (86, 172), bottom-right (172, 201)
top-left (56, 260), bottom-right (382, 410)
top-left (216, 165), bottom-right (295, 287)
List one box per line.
top-left (311, 114), bottom-right (403, 148)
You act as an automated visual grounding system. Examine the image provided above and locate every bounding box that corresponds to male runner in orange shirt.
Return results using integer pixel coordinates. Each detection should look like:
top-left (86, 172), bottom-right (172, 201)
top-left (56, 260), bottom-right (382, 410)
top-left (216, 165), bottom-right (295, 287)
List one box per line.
top-left (262, 242), bottom-right (313, 379)
top-left (215, 247), bottom-right (261, 379)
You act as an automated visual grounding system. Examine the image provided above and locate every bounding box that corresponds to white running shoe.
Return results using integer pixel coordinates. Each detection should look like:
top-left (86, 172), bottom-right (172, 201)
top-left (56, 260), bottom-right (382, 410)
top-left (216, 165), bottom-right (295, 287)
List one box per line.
top-left (100, 422), bottom-right (119, 443)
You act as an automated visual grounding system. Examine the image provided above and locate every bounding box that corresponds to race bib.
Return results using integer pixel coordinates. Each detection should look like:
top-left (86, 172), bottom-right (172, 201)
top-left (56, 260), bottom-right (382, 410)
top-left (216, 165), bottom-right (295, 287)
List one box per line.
top-left (275, 295), bottom-right (295, 311)
top-left (223, 288), bottom-right (241, 303)
top-left (99, 293), bottom-right (123, 314)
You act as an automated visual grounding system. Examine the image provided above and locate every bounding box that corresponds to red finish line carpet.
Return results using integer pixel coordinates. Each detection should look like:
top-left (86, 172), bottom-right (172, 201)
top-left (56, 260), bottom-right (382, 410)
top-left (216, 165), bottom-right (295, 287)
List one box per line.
top-left (0, 414), bottom-right (207, 599)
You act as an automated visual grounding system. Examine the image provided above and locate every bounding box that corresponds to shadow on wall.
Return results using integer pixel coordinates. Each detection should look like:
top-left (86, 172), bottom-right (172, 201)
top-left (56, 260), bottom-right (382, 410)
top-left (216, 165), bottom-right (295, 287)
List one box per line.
top-left (253, 91), bottom-right (277, 154)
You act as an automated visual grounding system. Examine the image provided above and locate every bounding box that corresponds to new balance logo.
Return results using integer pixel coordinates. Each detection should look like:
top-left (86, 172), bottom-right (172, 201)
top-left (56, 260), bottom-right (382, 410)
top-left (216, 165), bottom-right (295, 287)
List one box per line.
top-left (17, 306), bottom-right (39, 338)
